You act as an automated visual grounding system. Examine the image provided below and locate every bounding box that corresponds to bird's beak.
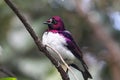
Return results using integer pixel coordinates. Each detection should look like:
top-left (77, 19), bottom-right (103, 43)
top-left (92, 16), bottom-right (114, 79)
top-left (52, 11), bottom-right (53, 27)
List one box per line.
top-left (43, 21), bottom-right (52, 25)
top-left (43, 21), bottom-right (49, 24)
top-left (43, 19), bottom-right (52, 25)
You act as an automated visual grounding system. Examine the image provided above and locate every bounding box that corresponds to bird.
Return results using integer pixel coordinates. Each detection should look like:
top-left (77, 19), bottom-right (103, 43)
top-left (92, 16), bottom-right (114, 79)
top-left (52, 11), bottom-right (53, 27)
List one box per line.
top-left (42, 16), bottom-right (92, 80)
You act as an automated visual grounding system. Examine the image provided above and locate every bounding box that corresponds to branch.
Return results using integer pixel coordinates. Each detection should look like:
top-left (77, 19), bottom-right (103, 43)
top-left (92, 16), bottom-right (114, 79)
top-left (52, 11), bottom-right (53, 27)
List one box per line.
top-left (0, 66), bottom-right (15, 77)
top-left (4, 0), bottom-right (69, 80)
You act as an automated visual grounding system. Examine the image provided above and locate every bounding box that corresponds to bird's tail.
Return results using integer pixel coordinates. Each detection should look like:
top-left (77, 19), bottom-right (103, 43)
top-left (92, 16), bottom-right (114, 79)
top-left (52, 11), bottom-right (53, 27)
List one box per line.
top-left (70, 59), bottom-right (92, 80)
top-left (81, 68), bottom-right (92, 80)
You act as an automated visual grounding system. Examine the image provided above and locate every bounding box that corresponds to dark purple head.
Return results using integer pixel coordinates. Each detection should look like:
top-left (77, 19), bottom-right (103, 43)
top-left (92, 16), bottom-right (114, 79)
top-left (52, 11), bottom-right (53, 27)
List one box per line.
top-left (44, 16), bottom-right (65, 31)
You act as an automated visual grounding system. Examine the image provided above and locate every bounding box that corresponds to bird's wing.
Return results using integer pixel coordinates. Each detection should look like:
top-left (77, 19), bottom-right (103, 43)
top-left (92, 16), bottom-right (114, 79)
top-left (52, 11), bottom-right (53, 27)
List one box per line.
top-left (59, 30), bottom-right (89, 69)
top-left (59, 30), bottom-right (83, 59)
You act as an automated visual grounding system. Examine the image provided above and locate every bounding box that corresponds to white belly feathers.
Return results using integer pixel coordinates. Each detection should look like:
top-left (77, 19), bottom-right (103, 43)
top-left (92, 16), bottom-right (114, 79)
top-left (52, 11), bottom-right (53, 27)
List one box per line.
top-left (42, 32), bottom-right (75, 64)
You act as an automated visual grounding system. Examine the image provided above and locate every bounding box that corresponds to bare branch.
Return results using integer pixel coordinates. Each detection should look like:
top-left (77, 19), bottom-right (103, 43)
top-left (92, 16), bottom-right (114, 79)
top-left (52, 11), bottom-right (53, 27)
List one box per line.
top-left (0, 66), bottom-right (15, 77)
top-left (4, 0), bottom-right (69, 80)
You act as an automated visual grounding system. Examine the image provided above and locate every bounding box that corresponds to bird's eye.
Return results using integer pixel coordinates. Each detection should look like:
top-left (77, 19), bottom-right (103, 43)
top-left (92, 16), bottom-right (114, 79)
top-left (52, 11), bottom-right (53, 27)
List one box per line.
top-left (52, 19), bottom-right (57, 24)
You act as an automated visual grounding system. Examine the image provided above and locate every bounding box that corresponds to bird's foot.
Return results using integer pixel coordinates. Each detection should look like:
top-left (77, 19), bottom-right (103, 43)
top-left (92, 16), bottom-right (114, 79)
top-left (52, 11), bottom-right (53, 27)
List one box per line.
top-left (66, 68), bottom-right (69, 73)
top-left (56, 61), bottom-right (61, 67)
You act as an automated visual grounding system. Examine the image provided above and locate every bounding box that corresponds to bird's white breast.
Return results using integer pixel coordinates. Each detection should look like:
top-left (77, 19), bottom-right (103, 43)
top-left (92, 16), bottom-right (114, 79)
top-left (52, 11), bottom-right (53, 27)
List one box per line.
top-left (42, 32), bottom-right (75, 64)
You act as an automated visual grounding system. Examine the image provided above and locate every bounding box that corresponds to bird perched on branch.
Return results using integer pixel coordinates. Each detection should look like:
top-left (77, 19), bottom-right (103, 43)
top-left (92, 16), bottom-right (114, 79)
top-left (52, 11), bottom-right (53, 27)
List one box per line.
top-left (42, 16), bottom-right (92, 80)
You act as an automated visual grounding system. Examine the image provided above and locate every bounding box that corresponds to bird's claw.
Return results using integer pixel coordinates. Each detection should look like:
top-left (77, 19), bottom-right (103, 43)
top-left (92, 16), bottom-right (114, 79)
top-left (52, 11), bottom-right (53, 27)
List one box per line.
top-left (56, 61), bottom-right (61, 67)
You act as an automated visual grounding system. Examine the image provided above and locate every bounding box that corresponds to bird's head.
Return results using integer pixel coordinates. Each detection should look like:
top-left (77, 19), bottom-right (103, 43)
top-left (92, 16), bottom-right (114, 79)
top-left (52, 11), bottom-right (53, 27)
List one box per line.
top-left (44, 16), bottom-right (65, 31)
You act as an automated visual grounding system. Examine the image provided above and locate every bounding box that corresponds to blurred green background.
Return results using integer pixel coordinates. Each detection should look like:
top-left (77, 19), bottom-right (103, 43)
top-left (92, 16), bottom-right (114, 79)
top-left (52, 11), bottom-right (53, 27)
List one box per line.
top-left (0, 0), bottom-right (120, 80)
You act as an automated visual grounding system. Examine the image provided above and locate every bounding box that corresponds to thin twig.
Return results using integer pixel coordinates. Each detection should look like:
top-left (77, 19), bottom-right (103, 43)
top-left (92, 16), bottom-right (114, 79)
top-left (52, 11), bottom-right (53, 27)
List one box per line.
top-left (46, 45), bottom-right (79, 80)
top-left (4, 0), bottom-right (69, 80)
top-left (0, 66), bottom-right (15, 77)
